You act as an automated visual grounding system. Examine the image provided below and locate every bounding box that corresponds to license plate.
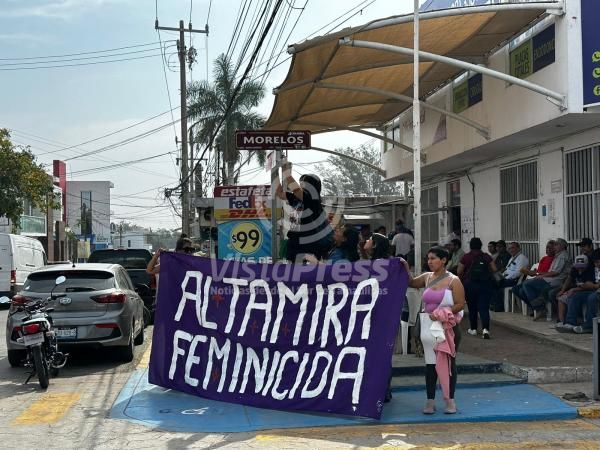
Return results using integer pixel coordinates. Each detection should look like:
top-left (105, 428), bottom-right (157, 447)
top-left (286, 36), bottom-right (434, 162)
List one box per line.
top-left (23, 333), bottom-right (44, 346)
top-left (56, 328), bottom-right (77, 339)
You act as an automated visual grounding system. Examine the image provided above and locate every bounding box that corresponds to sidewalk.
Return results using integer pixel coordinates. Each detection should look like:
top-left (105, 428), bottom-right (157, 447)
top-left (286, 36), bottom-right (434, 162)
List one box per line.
top-left (491, 310), bottom-right (594, 354)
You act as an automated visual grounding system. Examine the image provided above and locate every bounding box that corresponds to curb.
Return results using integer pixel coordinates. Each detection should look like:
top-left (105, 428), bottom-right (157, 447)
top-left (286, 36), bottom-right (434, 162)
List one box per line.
top-left (391, 362), bottom-right (502, 377)
top-left (501, 363), bottom-right (593, 383)
top-left (578, 406), bottom-right (600, 418)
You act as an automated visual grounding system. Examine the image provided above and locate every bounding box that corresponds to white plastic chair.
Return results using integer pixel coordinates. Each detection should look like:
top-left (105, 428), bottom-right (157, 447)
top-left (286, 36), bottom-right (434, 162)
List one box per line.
top-left (519, 263), bottom-right (539, 316)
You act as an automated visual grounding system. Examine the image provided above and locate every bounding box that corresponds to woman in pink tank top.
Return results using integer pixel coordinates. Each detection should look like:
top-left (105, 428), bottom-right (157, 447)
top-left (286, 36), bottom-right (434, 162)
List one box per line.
top-left (402, 246), bottom-right (466, 415)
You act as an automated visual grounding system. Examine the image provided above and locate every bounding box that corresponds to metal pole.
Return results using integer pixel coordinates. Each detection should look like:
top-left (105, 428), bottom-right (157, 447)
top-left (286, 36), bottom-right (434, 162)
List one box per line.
top-left (179, 20), bottom-right (190, 236)
top-left (594, 317), bottom-right (600, 400)
top-left (413, 0), bottom-right (422, 275)
top-left (189, 129), bottom-right (195, 236)
top-left (271, 150), bottom-right (281, 262)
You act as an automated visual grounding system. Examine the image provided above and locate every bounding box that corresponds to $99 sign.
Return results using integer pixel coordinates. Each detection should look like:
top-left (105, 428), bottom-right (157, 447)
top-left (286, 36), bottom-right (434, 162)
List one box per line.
top-left (230, 221), bottom-right (263, 255)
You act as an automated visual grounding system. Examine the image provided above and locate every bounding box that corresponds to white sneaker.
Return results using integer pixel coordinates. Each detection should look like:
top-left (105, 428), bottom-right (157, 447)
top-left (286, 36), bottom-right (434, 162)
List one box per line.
top-left (467, 329), bottom-right (477, 336)
top-left (482, 329), bottom-right (491, 339)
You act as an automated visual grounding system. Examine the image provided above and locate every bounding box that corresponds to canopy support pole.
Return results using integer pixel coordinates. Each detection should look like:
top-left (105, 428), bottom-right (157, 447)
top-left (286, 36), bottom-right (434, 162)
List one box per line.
top-left (413, 0), bottom-right (422, 276)
top-left (304, 146), bottom-right (386, 176)
top-left (316, 82), bottom-right (491, 139)
top-left (340, 38), bottom-right (567, 110)
top-left (295, 120), bottom-right (413, 153)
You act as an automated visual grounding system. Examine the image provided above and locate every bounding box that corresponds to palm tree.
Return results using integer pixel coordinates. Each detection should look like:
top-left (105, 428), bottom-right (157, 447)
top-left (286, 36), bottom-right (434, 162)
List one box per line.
top-left (187, 53), bottom-right (266, 185)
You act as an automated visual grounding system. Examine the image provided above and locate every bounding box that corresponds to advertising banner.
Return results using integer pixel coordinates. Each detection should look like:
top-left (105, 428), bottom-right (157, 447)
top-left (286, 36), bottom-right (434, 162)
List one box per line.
top-left (510, 24), bottom-right (555, 80)
top-left (214, 185), bottom-right (275, 221)
top-left (453, 73), bottom-right (482, 114)
top-left (148, 253), bottom-right (408, 419)
top-left (218, 219), bottom-right (272, 263)
top-left (582, 0), bottom-right (600, 107)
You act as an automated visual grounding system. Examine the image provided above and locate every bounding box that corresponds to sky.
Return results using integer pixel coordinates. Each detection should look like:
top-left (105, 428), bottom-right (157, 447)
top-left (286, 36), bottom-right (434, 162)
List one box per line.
top-left (0, 0), bottom-right (423, 230)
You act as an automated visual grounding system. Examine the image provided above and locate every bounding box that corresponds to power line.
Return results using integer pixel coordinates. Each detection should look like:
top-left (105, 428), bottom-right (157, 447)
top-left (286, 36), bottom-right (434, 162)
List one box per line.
top-left (206, 0), bottom-right (213, 24)
top-left (0, 41), bottom-right (163, 61)
top-left (180, 0), bottom-right (285, 191)
top-left (35, 107), bottom-right (180, 156)
top-left (68, 151), bottom-right (177, 175)
top-left (0, 53), bottom-right (162, 71)
top-left (0, 45), bottom-right (170, 67)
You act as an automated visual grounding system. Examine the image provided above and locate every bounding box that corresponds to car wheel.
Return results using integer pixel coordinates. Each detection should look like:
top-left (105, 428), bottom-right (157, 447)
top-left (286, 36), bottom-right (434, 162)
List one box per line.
top-left (7, 350), bottom-right (26, 367)
top-left (142, 305), bottom-right (152, 328)
top-left (134, 322), bottom-right (144, 346)
top-left (115, 324), bottom-right (135, 362)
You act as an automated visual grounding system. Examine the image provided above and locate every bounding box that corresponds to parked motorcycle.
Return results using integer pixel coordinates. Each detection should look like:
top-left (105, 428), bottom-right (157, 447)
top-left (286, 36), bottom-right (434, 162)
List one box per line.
top-left (0, 275), bottom-right (69, 388)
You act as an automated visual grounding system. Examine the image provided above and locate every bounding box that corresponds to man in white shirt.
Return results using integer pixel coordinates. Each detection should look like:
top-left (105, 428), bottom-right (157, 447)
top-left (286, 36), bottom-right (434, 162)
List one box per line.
top-left (492, 241), bottom-right (529, 311)
top-left (392, 220), bottom-right (414, 258)
top-left (502, 242), bottom-right (530, 281)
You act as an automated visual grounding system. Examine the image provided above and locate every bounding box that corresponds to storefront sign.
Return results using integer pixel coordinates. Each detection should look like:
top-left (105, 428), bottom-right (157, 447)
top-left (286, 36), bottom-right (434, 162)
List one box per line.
top-left (235, 130), bottom-right (311, 150)
top-left (582, 0), bottom-right (600, 107)
top-left (149, 253), bottom-right (408, 419)
top-left (214, 185), bottom-right (274, 221)
top-left (453, 73), bottom-right (482, 114)
top-left (510, 24), bottom-right (555, 80)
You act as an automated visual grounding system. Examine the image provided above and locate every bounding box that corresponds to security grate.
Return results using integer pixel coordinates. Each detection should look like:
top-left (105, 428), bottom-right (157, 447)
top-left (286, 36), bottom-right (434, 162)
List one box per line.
top-left (565, 145), bottom-right (600, 256)
top-left (421, 186), bottom-right (439, 255)
top-left (500, 161), bottom-right (539, 263)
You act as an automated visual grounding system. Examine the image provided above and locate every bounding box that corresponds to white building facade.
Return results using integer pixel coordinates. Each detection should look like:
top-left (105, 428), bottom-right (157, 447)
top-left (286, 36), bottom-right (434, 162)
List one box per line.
top-left (381, 0), bottom-right (599, 262)
top-left (65, 181), bottom-right (113, 251)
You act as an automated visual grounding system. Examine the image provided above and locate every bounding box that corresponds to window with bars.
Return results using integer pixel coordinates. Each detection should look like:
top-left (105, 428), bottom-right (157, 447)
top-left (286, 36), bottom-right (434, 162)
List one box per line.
top-left (564, 146), bottom-right (600, 250)
top-left (421, 186), bottom-right (439, 255)
top-left (500, 161), bottom-right (539, 263)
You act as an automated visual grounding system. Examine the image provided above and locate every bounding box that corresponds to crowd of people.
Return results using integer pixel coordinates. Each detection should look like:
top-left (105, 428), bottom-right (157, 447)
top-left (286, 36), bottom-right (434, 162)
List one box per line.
top-left (153, 161), bottom-right (599, 415)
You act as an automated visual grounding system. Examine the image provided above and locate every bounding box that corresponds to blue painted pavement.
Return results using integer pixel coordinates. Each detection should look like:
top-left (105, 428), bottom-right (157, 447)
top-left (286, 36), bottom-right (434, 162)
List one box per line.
top-left (110, 369), bottom-right (577, 433)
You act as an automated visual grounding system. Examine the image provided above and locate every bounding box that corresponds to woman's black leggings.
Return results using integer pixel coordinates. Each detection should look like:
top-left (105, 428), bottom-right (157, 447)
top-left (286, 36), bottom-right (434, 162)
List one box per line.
top-left (425, 359), bottom-right (457, 400)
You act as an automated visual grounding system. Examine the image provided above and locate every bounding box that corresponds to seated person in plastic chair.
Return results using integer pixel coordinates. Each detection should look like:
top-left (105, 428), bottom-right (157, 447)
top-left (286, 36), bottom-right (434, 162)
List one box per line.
top-left (492, 241), bottom-right (529, 311)
top-left (512, 238), bottom-right (570, 313)
top-left (554, 253), bottom-right (595, 325)
top-left (557, 249), bottom-right (600, 334)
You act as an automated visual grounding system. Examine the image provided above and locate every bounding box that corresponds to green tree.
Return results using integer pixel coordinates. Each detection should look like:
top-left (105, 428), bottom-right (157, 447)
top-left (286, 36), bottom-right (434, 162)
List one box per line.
top-left (0, 129), bottom-right (57, 229)
top-left (187, 53), bottom-right (266, 185)
top-left (316, 144), bottom-right (405, 197)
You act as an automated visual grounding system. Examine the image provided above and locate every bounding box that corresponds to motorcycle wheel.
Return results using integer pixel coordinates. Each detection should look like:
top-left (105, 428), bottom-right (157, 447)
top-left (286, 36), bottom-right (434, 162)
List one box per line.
top-left (32, 346), bottom-right (50, 389)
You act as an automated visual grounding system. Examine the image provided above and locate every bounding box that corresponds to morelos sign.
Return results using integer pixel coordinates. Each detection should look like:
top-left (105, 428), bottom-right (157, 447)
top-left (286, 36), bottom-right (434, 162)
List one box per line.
top-left (235, 130), bottom-right (311, 150)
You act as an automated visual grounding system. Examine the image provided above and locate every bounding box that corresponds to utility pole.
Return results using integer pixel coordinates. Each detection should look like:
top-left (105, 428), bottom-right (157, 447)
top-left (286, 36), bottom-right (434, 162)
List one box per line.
top-left (155, 19), bottom-right (208, 236)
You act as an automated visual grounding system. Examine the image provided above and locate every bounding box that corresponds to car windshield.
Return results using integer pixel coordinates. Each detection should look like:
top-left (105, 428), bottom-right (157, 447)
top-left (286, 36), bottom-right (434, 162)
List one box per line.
top-left (88, 250), bottom-right (151, 269)
top-left (23, 271), bottom-right (115, 293)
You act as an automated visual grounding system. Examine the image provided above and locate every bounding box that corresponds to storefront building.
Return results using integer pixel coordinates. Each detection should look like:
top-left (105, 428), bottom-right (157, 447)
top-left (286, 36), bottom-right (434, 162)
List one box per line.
top-left (381, 0), bottom-right (599, 260)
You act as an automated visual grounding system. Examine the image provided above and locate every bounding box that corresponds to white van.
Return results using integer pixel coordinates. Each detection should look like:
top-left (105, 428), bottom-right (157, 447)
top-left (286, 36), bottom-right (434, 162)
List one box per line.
top-left (0, 233), bottom-right (47, 297)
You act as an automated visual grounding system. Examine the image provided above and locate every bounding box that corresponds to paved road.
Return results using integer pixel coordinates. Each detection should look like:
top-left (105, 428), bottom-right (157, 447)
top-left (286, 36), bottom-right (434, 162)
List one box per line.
top-left (3, 306), bottom-right (600, 449)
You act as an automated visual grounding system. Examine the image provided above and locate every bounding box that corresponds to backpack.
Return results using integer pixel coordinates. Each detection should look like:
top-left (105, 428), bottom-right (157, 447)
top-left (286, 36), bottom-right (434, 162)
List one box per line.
top-left (466, 253), bottom-right (490, 281)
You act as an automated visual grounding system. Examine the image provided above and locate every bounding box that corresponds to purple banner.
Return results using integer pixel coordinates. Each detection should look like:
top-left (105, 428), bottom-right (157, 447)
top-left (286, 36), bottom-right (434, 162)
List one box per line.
top-left (148, 253), bottom-right (407, 419)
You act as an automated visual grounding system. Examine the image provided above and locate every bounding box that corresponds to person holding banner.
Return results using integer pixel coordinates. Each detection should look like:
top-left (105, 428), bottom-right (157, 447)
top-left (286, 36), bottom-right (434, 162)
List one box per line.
top-left (275, 160), bottom-right (333, 263)
top-left (146, 236), bottom-right (195, 276)
top-left (304, 224), bottom-right (360, 264)
top-left (403, 246), bottom-right (465, 415)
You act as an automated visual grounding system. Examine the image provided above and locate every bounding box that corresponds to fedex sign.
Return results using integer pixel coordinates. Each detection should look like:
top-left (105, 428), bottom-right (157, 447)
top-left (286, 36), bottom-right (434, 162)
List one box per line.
top-left (228, 197), bottom-right (269, 209)
top-left (214, 185), bottom-right (279, 221)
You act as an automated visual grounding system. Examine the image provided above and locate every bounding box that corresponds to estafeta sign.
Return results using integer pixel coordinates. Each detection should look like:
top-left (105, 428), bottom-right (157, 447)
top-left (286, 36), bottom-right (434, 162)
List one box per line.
top-left (235, 130), bottom-right (311, 150)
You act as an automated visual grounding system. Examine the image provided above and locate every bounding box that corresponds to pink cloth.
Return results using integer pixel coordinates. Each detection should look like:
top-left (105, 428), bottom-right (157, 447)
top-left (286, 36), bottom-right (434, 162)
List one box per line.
top-left (430, 307), bottom-right (462, 400)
